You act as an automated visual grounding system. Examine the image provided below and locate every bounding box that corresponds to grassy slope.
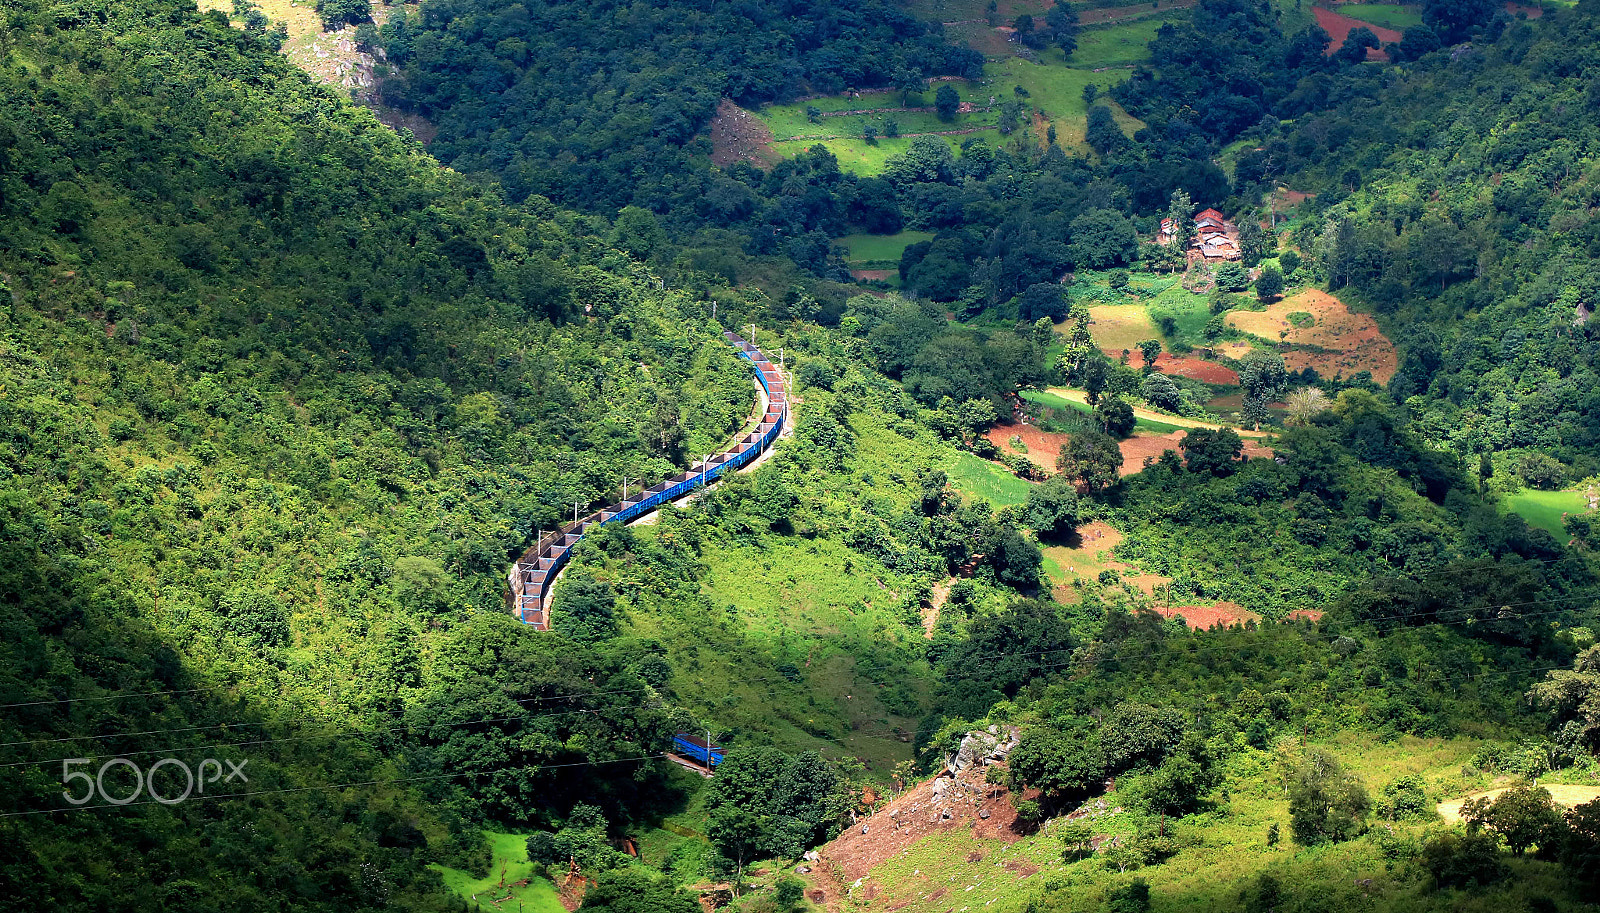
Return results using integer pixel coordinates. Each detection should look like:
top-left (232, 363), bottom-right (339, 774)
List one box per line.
top-left (948, 451), bottom-right (1036, 507)
top-left (1502, 489), bottom-right (1590, 537)
top-left (849, 733), bottom-right (1600, 913)
top-left (430, 832), bottom-right (565, 912)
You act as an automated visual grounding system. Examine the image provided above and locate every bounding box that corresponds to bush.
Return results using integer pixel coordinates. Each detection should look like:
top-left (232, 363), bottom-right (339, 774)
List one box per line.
top-left (1422, 830), bottom-right (1508, 889)
top-left (1214, 262), bottom-right (1250, 292)
top-left (1107, 879), bottom-right (1151, 913)
top-left (315, 0), bottom-right (370, 28)
top-left (1377, 774), bottom-right (1432, 820)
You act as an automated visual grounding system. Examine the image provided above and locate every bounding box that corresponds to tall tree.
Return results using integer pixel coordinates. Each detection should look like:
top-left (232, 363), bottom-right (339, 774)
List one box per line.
top-left (1239, 351), bottom-right (1289, 430)
top-left (1057, 430), bottom-right (1124, 493)
top-left (1166, 189), bottom-right (1195, 255)
top-left (1288, 749), bottom-right (1371, 845)
top-left (1046, 1), bottom-right (1080, 56)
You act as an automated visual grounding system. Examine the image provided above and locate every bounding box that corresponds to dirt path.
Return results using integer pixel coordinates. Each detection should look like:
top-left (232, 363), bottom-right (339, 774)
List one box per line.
top-left (1438, 784), bottom-right (1600, 823)
top-left (815, 104), bottom-right (995, 117)
top-left (1042, 388), bottom-right (1271, 438)
top-left (922, 579), bottom-right (952, 637)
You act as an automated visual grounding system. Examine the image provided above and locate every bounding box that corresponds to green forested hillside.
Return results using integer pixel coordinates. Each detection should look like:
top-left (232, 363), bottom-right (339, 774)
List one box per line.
top-left (0, 0), bottom-right (754, 907)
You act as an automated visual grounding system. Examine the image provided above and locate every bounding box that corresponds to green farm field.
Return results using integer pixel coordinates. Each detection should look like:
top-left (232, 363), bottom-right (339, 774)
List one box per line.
top-left (1070, 14), bottom-right (1177, 68)
top-left (837, 230), bottom-right (935, 268)
top-left (1338, 3), bottom-right (1426, 30)
top-left (1503, 488), bottom-right (1590, 537)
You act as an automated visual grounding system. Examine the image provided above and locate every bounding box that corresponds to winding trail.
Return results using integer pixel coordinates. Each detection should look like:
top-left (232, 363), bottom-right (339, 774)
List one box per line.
top-left (507, 331), bottom-right (788, 629)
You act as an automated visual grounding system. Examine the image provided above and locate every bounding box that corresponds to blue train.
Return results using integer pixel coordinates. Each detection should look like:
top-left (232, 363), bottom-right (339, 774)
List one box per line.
top-left (673, 733), bottom-right (725, 768)
top-left (508, 331), bottom-right (788, 630)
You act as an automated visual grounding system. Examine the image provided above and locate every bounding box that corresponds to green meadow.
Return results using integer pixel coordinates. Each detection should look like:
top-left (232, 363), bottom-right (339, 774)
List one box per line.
top-left (1503, 488), bottom-right (1590, 537)
top-left (752, 9), bottom-right (1173, 174)
top-left (837, 230), bottom-right (936, 269)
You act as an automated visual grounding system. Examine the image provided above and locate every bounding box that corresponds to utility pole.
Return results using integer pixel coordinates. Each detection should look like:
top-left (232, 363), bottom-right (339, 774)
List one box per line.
top-left (621, 477), bottom-right (639, 502)
top-left (573, 501), bottom-right (582, 527)
top-left (700, 454), bottom-right (711, 487)
top-left (746, 323), bottom-right (756, 345)
top-left (706, 728), bottom-right (715, 774)
top-left (711, 300), bottom-right (717, 322)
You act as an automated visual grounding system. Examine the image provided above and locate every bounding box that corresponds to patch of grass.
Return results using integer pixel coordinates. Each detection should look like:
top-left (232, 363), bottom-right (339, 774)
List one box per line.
top-left (755, 47), bottom-right (1149, 173)
top-left (1069, 15), bottom-right (1176, 69)
top-left (771, 133), bottom-right (986, 177)
top-left (986, 57), bottom-right (1141, 151)
top-left (1502, 488), bottom-right (1590, 537)
top-left (1339, 3), bottom-right (1426, 30)
top-left (837, 230), bottom-right (936, 269)
top-left (1083, 303), bottom-right (1160, 354)
top-left (430, 832), bottom-right (565, 913)
top-left (1287, 311), bottom-right (1314, 328)
top-left (947, 451), bottom-right (1034, 508)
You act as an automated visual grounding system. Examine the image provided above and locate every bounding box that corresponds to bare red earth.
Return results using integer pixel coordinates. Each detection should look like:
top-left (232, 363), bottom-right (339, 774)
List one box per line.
top-left (804, 764), bottom-right (1033, 909)
top-left (987, 421), bottom-right (1069, 473)
top-left (1154, 602), bottom-right (1260, 629)
top-left (1155, 353), bottom-right (1238, 385)
top-left (1313, 7), bottom-right (1401, 60)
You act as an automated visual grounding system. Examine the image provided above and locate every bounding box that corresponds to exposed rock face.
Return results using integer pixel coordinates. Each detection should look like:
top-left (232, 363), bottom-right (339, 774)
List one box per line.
top-left (946, 724), bottom-right (1020, 775)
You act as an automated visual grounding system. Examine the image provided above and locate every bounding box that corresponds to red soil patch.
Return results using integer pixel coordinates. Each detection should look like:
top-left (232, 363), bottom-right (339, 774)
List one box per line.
top-left (1506, 2), bottom-right (1543, 17)
top-left (1312, 7), bottom-right (1401, 60)
top-left (850, 268), bottom-right (896, 281)
top-left (1120, 431), bottom-right (1184, 470)
top-left (1155, 353), bottom-right (1238, 385)
top-left (709, 98), bottom-right (778, 168)
top-left (1121, 430), bottom-right (1273, 472)
top-left (805, 764), bottom-right (1030, 909)
top-left (987, 421), bottom-right (1070, 473)
top-left (1154, 601), bottom-right (1259, 629)
top-left (992, 423), bottom-right (1275, 481)
top-left (1289, 609), bottom-right (1326, 622)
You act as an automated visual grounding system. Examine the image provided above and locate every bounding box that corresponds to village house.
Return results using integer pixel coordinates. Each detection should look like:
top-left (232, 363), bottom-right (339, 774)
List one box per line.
top-left (1159, 207), bottom-right (1242, 261)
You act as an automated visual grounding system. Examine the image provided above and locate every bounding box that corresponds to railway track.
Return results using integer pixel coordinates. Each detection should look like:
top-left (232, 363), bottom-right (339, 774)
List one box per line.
top-left (507, 331), bottom-right (788, 629)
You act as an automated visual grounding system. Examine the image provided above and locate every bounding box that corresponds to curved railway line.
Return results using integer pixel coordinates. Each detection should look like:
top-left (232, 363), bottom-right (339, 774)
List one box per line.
top-left (507, 331), bottom-right (789, 629)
